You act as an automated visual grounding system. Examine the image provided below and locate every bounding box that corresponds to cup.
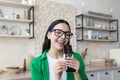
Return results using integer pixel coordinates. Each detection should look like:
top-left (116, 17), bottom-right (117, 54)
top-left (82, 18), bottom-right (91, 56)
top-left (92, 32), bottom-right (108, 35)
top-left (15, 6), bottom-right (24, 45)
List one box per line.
top-left (16, 14), bottom-right (20, 19)
top-left (21, 0), bottom-right (27, 4)
top-left (88, 30), bottom-right (92, 39)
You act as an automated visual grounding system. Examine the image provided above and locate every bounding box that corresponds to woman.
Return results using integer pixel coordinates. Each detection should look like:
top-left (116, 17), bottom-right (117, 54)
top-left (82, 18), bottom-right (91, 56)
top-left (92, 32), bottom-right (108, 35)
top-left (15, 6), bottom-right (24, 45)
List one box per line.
top-left (30, 19), bottom-right (88, 80)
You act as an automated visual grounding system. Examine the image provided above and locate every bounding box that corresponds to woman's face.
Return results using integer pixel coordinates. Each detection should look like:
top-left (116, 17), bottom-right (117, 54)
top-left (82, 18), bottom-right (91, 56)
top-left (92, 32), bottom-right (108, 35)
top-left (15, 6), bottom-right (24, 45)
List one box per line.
top-left (48, 23), bottom-right (71, 51)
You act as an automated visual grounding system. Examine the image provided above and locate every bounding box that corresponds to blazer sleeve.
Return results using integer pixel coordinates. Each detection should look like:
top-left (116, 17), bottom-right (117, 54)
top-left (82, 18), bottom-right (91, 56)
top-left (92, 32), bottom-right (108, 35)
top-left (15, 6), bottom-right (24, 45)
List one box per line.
top-left (74, 52), bottom-right (88, 80)
top-left (30, 59), bottom-right (42, 80)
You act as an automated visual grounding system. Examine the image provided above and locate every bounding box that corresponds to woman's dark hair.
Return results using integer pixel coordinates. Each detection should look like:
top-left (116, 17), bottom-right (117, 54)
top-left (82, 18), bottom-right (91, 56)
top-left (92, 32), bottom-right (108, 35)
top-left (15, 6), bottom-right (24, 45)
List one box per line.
top-left (42, 19), bottom-right (72, 53)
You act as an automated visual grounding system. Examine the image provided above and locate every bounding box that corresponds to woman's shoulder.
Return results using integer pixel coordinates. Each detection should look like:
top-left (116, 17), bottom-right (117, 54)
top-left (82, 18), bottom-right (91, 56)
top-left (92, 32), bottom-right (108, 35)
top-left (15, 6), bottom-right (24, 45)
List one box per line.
top-left (31, 56), bottom-right (40, 66)
top-left (73, 51), bottom-right (83, 60)
top-left (31, 52), bottom-right (47, 64)
top-left (73, 51), bottom-right (82, 57)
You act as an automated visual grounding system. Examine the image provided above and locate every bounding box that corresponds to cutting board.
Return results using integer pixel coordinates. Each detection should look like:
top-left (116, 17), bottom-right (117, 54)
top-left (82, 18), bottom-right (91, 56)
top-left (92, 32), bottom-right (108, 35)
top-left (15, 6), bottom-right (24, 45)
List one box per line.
top-left (109, 49), bottom-right (120, 65)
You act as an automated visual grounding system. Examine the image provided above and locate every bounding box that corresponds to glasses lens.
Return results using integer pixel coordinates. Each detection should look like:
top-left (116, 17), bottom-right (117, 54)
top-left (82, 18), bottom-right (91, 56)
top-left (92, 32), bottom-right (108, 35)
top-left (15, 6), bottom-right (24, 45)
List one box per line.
top-left (53, 29), bottom-right (73, 39)
top-left (55, 29), bottom-right (63, 37)
top-left (66, 32), bottom-right (73, 38)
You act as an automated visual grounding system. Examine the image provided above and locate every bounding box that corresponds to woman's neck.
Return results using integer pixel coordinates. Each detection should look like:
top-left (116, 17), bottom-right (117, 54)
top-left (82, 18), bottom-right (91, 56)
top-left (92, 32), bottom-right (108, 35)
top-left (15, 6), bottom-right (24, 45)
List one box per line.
top-left (48, 48), bottom-right (63, 59)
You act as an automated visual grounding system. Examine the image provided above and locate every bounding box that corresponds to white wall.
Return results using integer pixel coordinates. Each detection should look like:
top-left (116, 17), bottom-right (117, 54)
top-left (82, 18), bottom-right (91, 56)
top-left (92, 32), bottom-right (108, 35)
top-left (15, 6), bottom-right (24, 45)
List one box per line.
top-left (0, 0), bottom-right (35, 69)
top-left (51, 0), bottom-right (120, 58)
top-left (51, 0), bottom-right (120, 16)
top-left (0, 0), bottom-right (120, 69)
top-left (0, 38), bottom-right (35, 69)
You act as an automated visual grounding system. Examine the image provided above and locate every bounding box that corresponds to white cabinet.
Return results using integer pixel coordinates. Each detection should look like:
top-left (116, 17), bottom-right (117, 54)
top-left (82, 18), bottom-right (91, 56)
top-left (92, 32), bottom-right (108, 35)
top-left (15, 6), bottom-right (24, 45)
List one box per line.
top-left (113, 69), bottom-right (120, 80)
top-left (99, 70), bottom-right (112, 80)
top-left (86, 69), bottom-right (120, 80)
top-left (0, 0), bottom-right (34, 38)
top-left (87, 72), bottom-right (99, 80)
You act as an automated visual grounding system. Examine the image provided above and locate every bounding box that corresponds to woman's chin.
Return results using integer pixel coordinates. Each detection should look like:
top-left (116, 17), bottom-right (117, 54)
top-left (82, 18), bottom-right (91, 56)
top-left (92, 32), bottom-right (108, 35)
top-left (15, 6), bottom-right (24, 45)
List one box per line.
top-left (56, 46), bottom-right (63, 51)
top-left (55, 43), bottom-right (64, 50)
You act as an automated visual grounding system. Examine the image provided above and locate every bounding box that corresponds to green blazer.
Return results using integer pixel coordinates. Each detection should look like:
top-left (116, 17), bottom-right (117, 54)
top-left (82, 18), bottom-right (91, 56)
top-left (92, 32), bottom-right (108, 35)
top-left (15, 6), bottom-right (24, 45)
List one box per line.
top-left (30, 50), bottom-right (88, 80)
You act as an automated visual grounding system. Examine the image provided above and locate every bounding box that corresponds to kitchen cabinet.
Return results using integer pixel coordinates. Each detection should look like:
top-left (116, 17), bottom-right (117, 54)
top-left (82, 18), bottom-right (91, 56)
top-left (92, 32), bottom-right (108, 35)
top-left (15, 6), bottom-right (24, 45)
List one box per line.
top-left (86, 72), bottom-right (99, 80)
top-left (99, 70), bottom-right (112, 80)
top-left (76, 13), bottom-right (118, 42)
top-left (86, 67), bottom-right (120, 80)
top-left (113, 69), bottom-right (120, 80)
top-left (0, 0), bottom-right (34, 39)
top-left (87, 70), bottom-right (112, 80)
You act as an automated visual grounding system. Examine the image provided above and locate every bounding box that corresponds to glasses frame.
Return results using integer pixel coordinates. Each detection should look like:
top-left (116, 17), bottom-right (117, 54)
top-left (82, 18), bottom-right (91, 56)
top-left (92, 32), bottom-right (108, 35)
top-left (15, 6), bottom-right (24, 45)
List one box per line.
top-left (49, 29), bottom-right (73, 39)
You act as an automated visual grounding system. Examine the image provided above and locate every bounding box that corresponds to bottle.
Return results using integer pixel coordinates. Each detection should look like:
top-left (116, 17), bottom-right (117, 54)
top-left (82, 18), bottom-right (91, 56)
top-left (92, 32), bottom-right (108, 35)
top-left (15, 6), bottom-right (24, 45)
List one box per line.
top-left (23, 10), bottom-right (26, 19)
top-left (23, 58), bottom-right (26, 71)
top-left (11, 9), bottom-right (16, 19)
top-left (27, 55), bottom-right (34, 70)
top-left (88, 30), bottom-right (92, 39)
top-left (98, 33), bottom-right (102, 39)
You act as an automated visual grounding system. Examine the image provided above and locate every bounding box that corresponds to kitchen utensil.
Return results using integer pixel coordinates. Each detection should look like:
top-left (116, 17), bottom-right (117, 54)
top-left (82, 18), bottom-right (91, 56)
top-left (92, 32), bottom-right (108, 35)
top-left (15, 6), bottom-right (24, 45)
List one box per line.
top-left (8, 26), bottom-right (21, 35)
top-left (6, 66), bottom-right (23, 74)
top-left (81, 48), bottom-right (87, 59)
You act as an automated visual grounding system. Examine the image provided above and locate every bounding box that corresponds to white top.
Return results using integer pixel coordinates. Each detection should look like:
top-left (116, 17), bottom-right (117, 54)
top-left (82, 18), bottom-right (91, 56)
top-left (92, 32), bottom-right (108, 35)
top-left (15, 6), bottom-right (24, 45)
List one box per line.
top-left (47, 53), bottom-right (66, 80)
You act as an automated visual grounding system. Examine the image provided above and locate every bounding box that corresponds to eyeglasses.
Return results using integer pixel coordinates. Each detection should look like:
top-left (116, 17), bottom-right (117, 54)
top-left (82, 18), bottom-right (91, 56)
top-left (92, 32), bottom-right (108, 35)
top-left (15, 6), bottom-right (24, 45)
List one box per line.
top-left (49, 29), bottom-right (73, 39)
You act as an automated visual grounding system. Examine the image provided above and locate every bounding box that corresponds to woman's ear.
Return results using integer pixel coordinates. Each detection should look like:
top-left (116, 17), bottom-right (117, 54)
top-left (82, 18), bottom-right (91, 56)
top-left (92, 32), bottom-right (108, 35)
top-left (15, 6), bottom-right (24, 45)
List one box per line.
top-left (47, 32), bottom-right (51, 39)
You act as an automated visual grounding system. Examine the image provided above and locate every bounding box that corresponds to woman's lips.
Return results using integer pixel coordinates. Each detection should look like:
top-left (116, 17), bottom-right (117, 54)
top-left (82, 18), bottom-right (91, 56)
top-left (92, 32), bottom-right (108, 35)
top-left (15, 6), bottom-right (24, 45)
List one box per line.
top-left (57, 40), bottom-right (65, 46)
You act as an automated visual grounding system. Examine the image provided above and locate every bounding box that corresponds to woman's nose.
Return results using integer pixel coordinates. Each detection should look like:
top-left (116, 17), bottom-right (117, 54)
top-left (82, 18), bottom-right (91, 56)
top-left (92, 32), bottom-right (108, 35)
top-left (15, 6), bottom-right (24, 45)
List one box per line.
top-left (61, 33), bottom-right (66, 38)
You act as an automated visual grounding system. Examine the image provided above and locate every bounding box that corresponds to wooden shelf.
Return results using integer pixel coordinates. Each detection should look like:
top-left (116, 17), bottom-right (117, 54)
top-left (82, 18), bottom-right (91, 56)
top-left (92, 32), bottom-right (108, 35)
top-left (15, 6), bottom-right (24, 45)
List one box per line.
top-left (0, 0), bottom-right (34, 39)
top-left (0, 0), bottom-right (33, 8)
top-left (0, 35), bottom-right (33, 38)
top-left (77, 38), bottom-right (117, 42)
top-left (0, 17), bottom-right (33, 23)
top-left (76, 26), bottom-right (117, 31)
top-left (76, 14), bottom-right (117, 21)
top-left (76, 26), bottom-right (82, 29)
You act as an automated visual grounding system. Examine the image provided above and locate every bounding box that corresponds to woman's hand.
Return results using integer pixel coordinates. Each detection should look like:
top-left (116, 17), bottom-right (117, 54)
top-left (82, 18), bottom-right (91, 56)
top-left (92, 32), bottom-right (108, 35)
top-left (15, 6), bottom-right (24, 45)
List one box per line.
top-left (65, 57), bottom-right (80, 74)
top-left (53, 61), bottom-right (66, 80)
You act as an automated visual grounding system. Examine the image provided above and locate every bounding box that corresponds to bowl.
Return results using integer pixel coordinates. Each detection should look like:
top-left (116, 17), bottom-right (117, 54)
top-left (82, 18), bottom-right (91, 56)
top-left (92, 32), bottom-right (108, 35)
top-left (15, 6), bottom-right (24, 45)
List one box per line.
top-left (0, 70), bottom-right (4, 74)
top-left (6, 66), bottom-right (23, 74)
top-left (105, 58), bottom-right (114, 62)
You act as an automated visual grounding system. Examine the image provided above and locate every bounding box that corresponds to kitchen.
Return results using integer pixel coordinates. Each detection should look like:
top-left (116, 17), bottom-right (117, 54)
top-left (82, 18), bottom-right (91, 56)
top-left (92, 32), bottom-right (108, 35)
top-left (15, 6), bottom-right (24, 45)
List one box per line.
top-left (0, 0), bottom-right (120, 80)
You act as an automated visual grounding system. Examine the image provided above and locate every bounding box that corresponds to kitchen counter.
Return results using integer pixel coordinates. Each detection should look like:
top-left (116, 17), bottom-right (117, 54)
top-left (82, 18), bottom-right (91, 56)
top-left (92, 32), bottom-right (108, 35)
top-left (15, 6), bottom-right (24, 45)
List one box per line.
top-left (85, 65), bottom-right (120, 72)
top-left (1, 66), bottom-right (120, 80)
top-left (0, 71), bottom-right (31, 80)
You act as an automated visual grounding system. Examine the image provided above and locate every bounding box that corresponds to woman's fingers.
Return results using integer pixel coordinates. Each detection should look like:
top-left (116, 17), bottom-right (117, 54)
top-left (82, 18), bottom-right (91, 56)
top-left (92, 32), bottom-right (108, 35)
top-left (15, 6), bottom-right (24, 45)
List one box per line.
top-left (54, 61), bottom-right (66, 73)
top-left (54, 58), bottom-right (80, 74)
top-left (53, 61), bottom-right (67, 79)
top-left (65, 57), bottom-right (80, 73)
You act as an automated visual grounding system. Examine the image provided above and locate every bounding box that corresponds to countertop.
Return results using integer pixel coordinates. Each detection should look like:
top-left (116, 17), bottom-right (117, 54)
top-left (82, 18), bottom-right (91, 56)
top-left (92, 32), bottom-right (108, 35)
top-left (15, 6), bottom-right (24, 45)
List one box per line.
top-left (1, 65), bottom-right (120, 80)
top-left (85, 65), bottom-right (120, 72)
top-left (0, 71), bottom-right (31, 80)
